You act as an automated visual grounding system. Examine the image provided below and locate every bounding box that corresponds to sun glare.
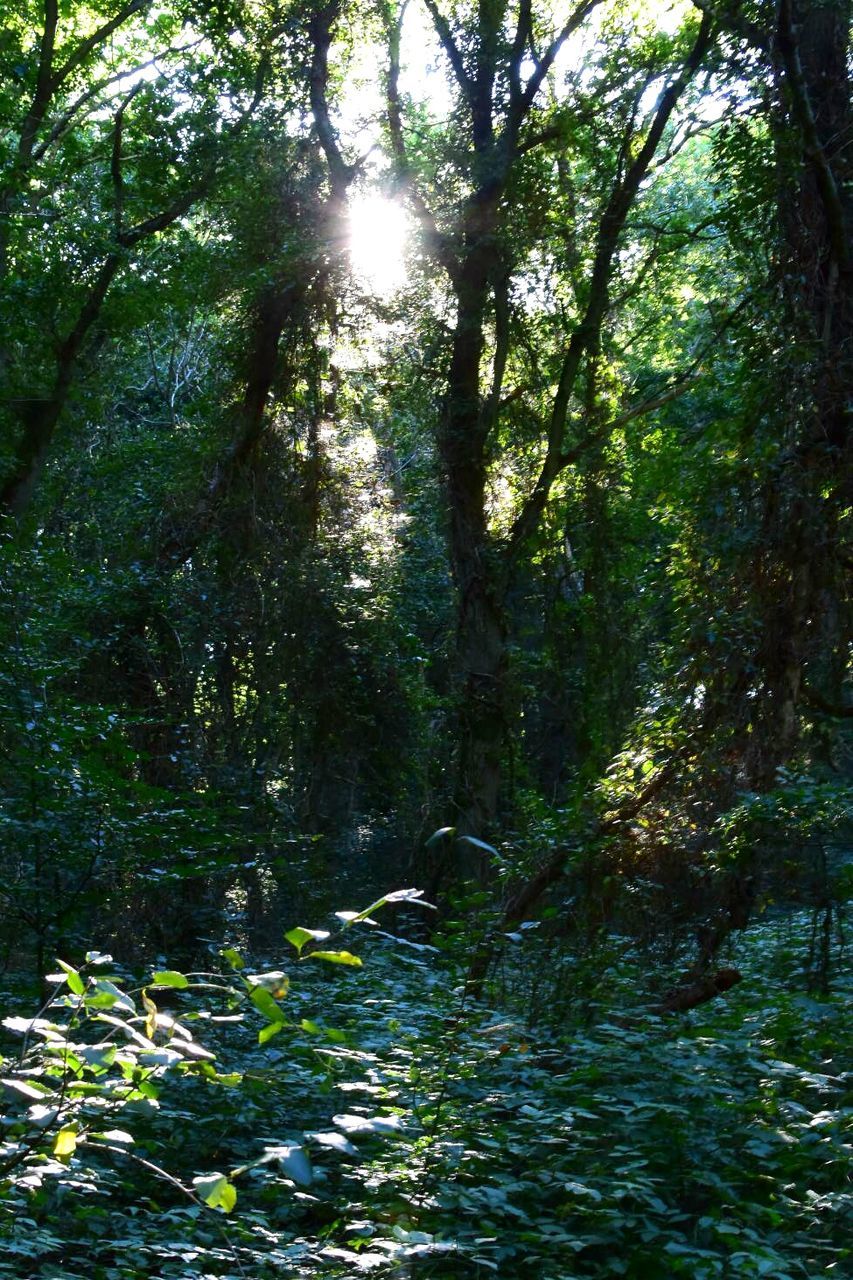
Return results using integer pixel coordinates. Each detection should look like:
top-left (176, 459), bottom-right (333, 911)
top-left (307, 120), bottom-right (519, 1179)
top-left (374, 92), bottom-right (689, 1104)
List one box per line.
top-left (348, 194), bottom-right (409, 295)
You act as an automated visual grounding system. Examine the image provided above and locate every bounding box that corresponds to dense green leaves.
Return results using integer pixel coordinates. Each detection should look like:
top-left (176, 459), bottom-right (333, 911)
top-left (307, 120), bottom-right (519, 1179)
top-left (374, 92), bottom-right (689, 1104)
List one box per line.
top-left (3, 917), bottom-right (848, 1277)
top-left (0, 0), bottom-right (850, 1276)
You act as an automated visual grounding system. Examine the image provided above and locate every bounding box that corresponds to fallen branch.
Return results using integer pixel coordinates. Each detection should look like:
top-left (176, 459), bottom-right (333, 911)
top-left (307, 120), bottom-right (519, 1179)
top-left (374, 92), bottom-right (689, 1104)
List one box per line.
top-left (659, 967), bottom-right (742, 1014)
top-left (466, 763), bottom-right (678, 994)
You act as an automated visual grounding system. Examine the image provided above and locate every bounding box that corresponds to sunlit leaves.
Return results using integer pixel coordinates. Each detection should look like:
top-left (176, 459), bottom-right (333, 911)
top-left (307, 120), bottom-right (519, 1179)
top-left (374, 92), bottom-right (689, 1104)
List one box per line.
top-left (87, 980), bottom-right (135, 1013)
top-left (91, 1128), bottom-right (134, 1145)
top-left (0, 915), bottom-right (848, 1279)
top-left (349, 888), bottom-right (436, 921)
top-left (268, 1143), bottom-right (313, 1187)
top-left (285, 927), bottom-right (331, 956)
top-left (456, 834), bottom-right (498, 858)
top-left (248, 983), bottom-right (285, 1021)
top-left (53, 1126), bottom-right (78, 1158)
top-left (306, 950), bottom-right (363, 967)
top-left (425, 826), bottom-right (456, 847)
top-left (150, 970), bottom-right (189, 989)
top-left (333, 1112), bottom-right (403, 1136)
top-left (1, 1076), bottom-right (55, 1101)
top-left (245, 970), bottom-right (290, 997)
top-left (193, 1172), bottom-right (237, 1213)
top-left (305, 1129), bottom-right (359, 1156)
top-left (56, 960), bottom-right (85, 996)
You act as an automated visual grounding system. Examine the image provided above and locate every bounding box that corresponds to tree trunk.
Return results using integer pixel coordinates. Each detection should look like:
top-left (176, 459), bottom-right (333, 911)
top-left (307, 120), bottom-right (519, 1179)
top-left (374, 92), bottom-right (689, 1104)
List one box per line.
top-left (393, 5), bottom-right (713, 857)
top-left (745, 0), bottom-right (853, 784)
top-left (1, 254), bottom-right (122, 513)
top-left (439, 226), bottom-right (507, 842)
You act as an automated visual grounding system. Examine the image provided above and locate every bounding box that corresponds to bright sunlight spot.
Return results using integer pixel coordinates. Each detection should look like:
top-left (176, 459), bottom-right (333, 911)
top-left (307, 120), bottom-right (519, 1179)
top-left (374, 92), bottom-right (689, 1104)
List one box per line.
top-left (348, 194), bottom-right (409, 295)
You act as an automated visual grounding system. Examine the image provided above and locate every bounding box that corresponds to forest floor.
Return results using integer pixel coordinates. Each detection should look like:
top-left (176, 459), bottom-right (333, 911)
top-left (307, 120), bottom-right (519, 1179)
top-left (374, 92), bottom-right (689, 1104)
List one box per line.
top-left (1, 912), bottom-right (850, 1279)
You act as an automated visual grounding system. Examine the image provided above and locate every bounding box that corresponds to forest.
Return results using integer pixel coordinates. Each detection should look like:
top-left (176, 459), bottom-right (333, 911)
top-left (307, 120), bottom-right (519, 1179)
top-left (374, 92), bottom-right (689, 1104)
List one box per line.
top-left (0, 0), bottom-right (851, 1276)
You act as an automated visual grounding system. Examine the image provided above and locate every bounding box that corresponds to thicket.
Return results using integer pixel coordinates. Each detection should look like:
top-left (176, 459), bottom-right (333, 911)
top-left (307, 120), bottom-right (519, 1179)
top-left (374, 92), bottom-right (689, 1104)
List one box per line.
top-left (0, 1), bottom-right (850, 1276)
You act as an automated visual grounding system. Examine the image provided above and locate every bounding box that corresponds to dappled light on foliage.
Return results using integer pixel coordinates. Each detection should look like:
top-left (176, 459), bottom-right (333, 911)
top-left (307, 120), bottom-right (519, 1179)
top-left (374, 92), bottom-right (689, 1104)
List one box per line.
top-left (0, 0), bottom-right (850, 1275)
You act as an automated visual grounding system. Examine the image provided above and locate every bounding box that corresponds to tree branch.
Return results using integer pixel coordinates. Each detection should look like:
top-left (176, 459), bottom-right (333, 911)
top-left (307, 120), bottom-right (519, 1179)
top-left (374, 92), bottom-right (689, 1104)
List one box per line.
top-left (483, 271), bottom-right (512, 437)
top-left (690, 0), bottom-right (768, 51)
top-left (515, 124), bottom-right (562, 157)
top-left (508, 0), bottom-right (534, 112)
top-left (308, 1), bottom-right (356, 199)
top-left (519, 0), bottom-right (603, 115)
top-left (422, 0), bottom-right (474, 105)
top-left (1, 37), bottom-right (271, 515)
top-left (52, 0), bottom-right (150, 91)
top-left (110, 85), bottom-right (143, 239)
top-left (465, 761), bottom-right (679, 993)
top-left (16, 0), bottom-right (59, 163)
top-left (505, 12), bottom-right (715, 560)
top-left (31, 43), bottom-right (204, 165)
top-left (386, 3), bottom-right (456, 277)
top-left (660, 968), bottom-right (742, 1013)
top-left (775, 0), bottom-right (850, 272)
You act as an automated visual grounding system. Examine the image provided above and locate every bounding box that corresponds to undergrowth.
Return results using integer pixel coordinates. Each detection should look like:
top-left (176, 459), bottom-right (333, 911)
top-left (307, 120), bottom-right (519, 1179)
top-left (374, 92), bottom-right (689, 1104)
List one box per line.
top-left (1, 911), bottom-right (850, 1279)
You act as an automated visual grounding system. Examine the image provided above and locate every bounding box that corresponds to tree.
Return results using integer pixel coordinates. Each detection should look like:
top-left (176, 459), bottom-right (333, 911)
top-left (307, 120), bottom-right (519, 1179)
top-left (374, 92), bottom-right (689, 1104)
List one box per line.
top-left (383, 0), bottom-right (716, 842)
top-left (0, 0), bottom-right (279, 513)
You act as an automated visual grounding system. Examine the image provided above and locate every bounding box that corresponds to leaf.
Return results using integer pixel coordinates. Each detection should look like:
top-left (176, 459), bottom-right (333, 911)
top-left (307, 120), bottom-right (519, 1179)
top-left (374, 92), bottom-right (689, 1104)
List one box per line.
top-left (27, 1104), bottom-right (60, 1127)
top-left (78, 1046), bottom-right (116, 1069)
top-left (93, 1129), bottom-right (134, 1145)
top-left (246, 970), bottom-right (289, 997)
top-left (425, 826), bottom-right (455, 847)
top-left (2, 1017), bottom-right (59, 1038)
top-left (374, 931), bottom-right (438, 954)
top-left (352, 887), bottom-right (436, 923)
top-left (88, 980), bottom-right (135, 1013)
top-left (218, 1182), bottom-right (237, 1213)
top-left (233, 1143), bottom-right (315, 1186)
top-left (306, 950), bottom-right (363, 967)
top-left (2, 1077), bottom-right (54, 1101)
top-left (221, 947), bottom-right (244, 971)
top-left (53, 1126), bottom-right (77, 1158)
top-left (94, 1012), bottom-right (154, 1048)
top-left (269, 1144), bottom-right (313, 1186)
top-left (138, 1048), bottom-right (184, 1068)
top-left (456, 834), bottom-right (498, 857)
top-left (306, 1130), bottom-right (359, 1156)
top-left (141, 989), bottom-right (158, 1041)
top-left (258, 1020), bottom-right (284, 1046)
top-left (382, 887), bottom-right (436, 908)
top-left (173, 1039), bottom-right (215, 1062)
top-left (333, 1112), bottom-right (403, 1135)
top-left (193, 1173), bottom-right (237, 1213)
top-left (249, 985), bottom-right (286, 1024)
top-left (284, 927), bottom-right (330, 956)
top-left (563, 1181), bottom-right (602, 1201)
top-left (335, 910), bottom-right (378, 926)
top-left (56, 960), bottom-right (85, 996)
top-left (151, 970), bottom-right (189, 989)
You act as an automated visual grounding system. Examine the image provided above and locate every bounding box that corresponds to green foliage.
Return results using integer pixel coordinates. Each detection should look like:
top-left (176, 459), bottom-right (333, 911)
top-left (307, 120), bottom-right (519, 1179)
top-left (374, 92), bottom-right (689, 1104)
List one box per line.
top-left (0, 891), bottom-right (438, 1275)
top-left (2, 915), bottom-right (849, 1278)
top-left (0, 1), bottom-right (850, 1275)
